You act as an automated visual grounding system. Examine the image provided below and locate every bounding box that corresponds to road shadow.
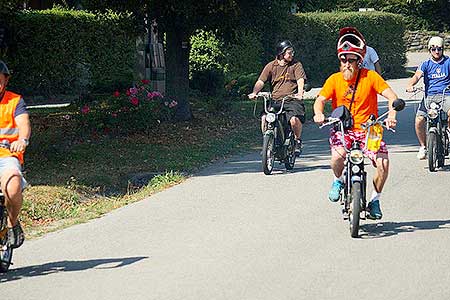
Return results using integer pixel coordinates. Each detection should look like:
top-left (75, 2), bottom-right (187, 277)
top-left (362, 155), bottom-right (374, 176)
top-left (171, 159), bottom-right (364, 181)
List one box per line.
top-left (359, 219), bottom-right (450, 239)
top-left (0, 256), bottom-right (148, 282)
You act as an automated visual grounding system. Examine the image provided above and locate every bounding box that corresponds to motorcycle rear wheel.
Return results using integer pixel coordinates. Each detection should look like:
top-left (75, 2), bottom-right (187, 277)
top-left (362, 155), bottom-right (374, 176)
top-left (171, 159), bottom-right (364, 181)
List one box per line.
top-left (284, 137), bottom-right (296, 170)
top-left (349, 182), bottom-right (362, 238)
top-left (262, 132), bottom-right (275, 175)
top-left (427, 132), bottom-right (438, 172)
top-left (0, 244), bottom-right (13, 273)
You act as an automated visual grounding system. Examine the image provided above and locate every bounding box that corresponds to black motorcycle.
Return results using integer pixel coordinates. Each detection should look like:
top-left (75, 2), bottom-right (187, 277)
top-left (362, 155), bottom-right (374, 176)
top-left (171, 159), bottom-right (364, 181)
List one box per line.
top-left (255, 92), bottom-right (299, 175)
top-left (320, 99), bottom-right (405, 238)
top-left (425, 87), bottom-right (450, 171)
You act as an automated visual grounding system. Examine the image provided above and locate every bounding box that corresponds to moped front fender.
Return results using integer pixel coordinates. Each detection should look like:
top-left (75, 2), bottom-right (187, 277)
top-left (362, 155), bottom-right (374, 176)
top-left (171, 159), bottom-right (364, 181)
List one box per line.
top-left (429, 127), bottom-right (439, 134)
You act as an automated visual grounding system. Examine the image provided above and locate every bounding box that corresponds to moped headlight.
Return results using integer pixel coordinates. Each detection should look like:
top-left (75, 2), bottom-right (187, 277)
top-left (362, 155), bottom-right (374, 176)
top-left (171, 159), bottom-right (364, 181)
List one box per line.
top-left (349, 149), bottom-right (364, 164)
top-left (427, 109), bottom-right (438, 119)
top-left (266, 113), bottom-right (276, 123)
top-left (430, 102), bottom-right (439, 109)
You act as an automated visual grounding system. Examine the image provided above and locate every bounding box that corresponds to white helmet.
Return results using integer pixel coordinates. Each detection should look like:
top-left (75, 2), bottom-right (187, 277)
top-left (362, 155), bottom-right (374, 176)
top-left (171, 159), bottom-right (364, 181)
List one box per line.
top-left (428, 36), bottom-right (444, 49)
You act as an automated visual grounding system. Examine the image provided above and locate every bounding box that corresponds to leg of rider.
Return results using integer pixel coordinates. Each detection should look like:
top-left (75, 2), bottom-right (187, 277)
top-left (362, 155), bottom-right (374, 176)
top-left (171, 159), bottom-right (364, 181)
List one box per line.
top-left (415, 116), bottom-right (426, 148)
top-left (2, 170), bottom-right (23, 228)
top-left (260, 115), bottom-right (267, 134)
top-left (290, 117), bottom-right (302, 140)
top-left (331, 146), bottom-right (346, 178)
top-left (328, 146), bottom-right (346, 202)
top-left (368, 156), bottom-right (389, 219)
top-left (373, 156), bottom-right (389, 195)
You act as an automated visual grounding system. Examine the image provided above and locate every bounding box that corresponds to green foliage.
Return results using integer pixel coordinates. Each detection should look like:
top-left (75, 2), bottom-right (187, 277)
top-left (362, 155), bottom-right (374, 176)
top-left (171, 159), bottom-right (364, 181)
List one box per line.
top-left (297, 0), bottom-right (450, 31)
top-left (189, 11), bottom-right (406, 96)
top-left (280, 12), bottom-right (406, 85)
top-left (225, 73), bottom-right (259, 98)
top-left (74, 80), bottom-right (177, 135)
top-left (5, 8), bottom-right (138, 97)
top-left (189, 30), bottom-right (227, 97)
top-left (224, 29), bottom-right (264, 81)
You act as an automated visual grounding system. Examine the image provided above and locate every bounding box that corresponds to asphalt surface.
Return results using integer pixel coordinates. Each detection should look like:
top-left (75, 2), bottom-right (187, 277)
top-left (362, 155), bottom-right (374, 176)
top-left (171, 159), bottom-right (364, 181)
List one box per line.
top-left (4, 52), bottom-right (450, 299)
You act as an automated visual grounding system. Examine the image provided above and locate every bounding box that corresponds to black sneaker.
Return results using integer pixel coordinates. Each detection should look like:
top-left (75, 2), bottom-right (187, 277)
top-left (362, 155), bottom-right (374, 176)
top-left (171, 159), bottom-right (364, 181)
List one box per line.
top-left (7, 221), bottom-right (25, 249)
top-left (294, 139), bottom-right (303, 156)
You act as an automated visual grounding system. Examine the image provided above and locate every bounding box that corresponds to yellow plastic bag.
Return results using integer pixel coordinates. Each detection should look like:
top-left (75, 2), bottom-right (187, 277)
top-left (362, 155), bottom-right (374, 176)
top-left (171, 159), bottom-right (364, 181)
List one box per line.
top-left (366, 123), bottom-right (383, 152)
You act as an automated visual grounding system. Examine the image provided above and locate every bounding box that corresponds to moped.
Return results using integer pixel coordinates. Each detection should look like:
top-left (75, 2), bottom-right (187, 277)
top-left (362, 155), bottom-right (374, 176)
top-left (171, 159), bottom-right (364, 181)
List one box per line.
top-left (320, 99), bottom-right (405, 237)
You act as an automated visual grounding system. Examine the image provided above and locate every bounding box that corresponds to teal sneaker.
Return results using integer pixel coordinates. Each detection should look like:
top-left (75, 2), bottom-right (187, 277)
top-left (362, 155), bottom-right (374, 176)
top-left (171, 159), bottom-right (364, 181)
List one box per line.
top-left (367, 199), bottom-right (383, 220)
top-left (328, 180), bottom-right (343, 202)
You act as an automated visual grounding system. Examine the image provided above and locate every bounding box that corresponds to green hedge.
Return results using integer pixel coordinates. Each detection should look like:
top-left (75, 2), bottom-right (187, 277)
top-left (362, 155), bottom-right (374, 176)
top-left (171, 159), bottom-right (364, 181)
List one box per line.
top-left (190, 11), bottom-right (407, 93)
top-left (278, 11), bottom-right (407, 86)
top-left (3, 8), bottom-right (138, 97)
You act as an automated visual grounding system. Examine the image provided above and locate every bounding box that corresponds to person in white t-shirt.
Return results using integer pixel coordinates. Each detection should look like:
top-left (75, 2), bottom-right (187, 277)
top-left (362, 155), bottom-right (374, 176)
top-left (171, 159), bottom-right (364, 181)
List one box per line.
top-left (362, 45), bottom-right (382, 75)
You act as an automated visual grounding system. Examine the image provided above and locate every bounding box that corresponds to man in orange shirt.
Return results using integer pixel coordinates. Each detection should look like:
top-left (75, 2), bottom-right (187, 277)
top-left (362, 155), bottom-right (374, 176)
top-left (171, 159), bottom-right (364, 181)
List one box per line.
top-left (0, 60), bottom-right (30, 248)
top-left (313, 27), bottom-right (399, 219)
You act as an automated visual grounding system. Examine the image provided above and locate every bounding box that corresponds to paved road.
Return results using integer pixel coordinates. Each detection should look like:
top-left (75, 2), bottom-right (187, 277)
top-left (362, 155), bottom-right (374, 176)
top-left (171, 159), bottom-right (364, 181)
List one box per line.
top-left (5, 61), bottom-right (450, 298)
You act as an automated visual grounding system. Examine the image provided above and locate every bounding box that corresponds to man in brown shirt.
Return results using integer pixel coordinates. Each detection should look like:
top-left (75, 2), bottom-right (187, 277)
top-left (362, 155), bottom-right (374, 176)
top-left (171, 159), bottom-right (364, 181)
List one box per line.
top-left (248, 40), bottom-right (307, 155)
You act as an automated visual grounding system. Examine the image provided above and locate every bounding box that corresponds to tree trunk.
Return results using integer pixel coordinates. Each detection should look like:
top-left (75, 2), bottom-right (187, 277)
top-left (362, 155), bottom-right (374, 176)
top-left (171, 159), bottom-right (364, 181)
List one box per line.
top-left (165, 26), bottom-right (192, 121)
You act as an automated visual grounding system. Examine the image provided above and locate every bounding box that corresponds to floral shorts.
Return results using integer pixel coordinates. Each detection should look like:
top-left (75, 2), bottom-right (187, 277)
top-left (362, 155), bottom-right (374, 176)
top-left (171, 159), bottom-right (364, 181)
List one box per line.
top-left (329, 129), bottom-right (388, 164)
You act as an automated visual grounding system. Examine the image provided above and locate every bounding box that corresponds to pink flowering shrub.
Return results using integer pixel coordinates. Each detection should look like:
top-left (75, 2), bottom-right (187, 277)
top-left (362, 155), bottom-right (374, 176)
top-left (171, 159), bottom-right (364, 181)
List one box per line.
top-left (76, 79), bottom-right (177, 135)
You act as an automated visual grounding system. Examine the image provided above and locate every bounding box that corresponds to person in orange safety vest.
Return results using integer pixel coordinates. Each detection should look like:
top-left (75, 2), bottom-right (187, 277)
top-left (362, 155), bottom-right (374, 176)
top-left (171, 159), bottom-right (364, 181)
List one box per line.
top-left (0, 60), bottom-right (31, 249)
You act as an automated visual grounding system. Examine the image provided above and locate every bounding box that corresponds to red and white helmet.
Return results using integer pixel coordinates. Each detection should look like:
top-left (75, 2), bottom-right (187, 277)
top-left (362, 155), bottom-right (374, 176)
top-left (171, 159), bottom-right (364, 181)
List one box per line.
top-left (337, 27), bottom-right (367, 61)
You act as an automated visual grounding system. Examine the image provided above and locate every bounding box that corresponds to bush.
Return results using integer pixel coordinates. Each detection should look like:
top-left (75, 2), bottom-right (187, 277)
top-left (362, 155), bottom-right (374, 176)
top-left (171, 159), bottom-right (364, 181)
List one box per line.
top-left (223, 29), bottom-right (264, 82)
top-left (5, 8), bottom-right (138, 98)
top-left (74, 79), bottom-right (177, 135)
top-left (279, 11), bottom-right (406, 85)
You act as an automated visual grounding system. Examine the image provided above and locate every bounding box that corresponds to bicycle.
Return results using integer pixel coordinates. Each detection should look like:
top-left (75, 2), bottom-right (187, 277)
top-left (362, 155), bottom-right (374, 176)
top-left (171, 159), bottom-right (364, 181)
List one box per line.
top-left (320, 99), bottom-right (405, 238)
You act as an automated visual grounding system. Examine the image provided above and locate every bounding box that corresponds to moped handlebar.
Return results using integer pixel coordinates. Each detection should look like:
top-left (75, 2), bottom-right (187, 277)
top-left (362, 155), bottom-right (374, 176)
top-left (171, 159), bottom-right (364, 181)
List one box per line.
top-left (254, 92), bottom-right (301, 116)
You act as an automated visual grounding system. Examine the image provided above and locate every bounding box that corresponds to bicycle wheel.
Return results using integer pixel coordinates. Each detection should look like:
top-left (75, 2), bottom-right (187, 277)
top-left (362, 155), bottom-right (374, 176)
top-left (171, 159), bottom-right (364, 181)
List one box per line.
top-left (0, 243), bottom-right (13, 273)
top-left (284, 137), bottom-right (296, 170)
top-left (262, 132), bottom-right (275, 175)
top-left (427, 132), bottom-right (438, 172)
top-left (349, 182), bottom-right (362, 238)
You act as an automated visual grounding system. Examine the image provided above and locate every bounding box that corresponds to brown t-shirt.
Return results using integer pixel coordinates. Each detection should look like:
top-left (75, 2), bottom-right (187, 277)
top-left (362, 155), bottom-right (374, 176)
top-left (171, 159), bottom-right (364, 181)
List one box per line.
top-left (258, 59), bottom-right (307, 100)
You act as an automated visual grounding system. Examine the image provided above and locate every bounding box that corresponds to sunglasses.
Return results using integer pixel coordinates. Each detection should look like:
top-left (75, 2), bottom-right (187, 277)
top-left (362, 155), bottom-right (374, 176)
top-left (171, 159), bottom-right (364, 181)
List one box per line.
top-left (431, 47), bottom-right (443, 52)
top-left (339, 57), bottom-right (358, 64)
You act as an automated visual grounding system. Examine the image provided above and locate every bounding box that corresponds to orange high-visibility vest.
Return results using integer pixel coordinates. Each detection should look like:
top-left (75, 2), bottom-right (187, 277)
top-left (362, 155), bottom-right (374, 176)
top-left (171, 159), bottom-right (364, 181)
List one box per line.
top-left (0, 91), bottom-right (24, 164)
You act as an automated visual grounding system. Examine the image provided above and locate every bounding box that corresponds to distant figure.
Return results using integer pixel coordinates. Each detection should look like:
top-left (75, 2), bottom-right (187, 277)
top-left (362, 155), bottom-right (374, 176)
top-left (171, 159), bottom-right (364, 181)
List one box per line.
top-left (362, 45), bottom-right (382, 75)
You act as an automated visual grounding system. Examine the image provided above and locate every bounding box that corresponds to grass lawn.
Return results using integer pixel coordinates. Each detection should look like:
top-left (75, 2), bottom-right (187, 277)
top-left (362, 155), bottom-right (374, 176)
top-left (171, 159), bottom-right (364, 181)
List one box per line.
top-left (22, 97), bottom-right (319, 237)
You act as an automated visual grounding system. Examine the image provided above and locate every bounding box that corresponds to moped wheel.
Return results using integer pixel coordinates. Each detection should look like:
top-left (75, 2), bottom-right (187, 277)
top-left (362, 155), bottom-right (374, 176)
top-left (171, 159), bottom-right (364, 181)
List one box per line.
top-left (427, 132), bottom-right (438, 172)
top-left (284, 137), bottom-right (296, 170)
top-left (0, 244), bottom-right (13, 273)
top-left (262, 132), bottom-right (275, 175)
top-left (349, 182), bottom-right (362, 238)
top-left (437, 135), bottom-right (445, 167)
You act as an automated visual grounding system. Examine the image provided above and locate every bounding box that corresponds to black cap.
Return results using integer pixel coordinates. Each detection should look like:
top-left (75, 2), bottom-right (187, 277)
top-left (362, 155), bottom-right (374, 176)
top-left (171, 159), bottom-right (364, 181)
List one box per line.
top-left (276, 40), bottom-right (293, 56)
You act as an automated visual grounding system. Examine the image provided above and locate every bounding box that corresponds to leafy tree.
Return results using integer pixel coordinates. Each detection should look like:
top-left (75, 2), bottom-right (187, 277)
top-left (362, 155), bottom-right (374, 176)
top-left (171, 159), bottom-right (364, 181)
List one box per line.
top-left (148, 0), bottom-right (292, 121)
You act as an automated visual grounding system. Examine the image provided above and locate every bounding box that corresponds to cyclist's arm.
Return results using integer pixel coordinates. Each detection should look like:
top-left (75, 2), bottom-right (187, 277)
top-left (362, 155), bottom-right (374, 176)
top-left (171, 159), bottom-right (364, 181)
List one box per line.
top-left (374, 61), bottom-right (382, 75)
top-left (248, 79), bottom-right (265, 99)
top-left (295, 78), bottom-right (305, 98)
top-left (406, 69), bottom-right (423, 91)
top-left (10, 113), bottom-right (31, 152)
top-left (313, 95), bottom-right (328, 124)
top-left (381, 87), bottom-right (399, 128)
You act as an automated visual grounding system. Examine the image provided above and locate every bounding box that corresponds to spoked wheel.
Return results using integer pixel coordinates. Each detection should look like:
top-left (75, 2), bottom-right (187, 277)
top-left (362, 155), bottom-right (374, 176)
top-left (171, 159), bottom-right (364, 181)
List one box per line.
top-left (284, 137), bottom-right (296, 170)
top-left (428, 132), bottom-right (438, 172)
top-left (262, 132), bottom-right (275, 175)
top-left (349, 182), bottom-right (362, 238)
top-left (0, 242), bottom-right (13, 273)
